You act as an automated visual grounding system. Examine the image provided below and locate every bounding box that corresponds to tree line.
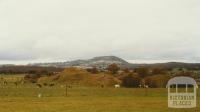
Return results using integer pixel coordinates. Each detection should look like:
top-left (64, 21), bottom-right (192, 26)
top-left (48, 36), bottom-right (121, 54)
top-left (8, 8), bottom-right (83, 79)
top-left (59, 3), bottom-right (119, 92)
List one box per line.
top-left (87, 63), bottom-right (196, 88)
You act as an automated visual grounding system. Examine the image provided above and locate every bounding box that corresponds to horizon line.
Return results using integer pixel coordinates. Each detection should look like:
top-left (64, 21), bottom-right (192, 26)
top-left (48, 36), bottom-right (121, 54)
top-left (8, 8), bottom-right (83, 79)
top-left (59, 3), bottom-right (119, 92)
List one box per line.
top-left (0, 59), bottom-right (199, 65)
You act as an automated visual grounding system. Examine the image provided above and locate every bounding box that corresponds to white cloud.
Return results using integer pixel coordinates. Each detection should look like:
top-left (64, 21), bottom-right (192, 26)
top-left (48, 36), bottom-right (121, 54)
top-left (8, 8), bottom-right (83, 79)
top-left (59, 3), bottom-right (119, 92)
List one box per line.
top-left (0, 0), bottom-right (200, 64)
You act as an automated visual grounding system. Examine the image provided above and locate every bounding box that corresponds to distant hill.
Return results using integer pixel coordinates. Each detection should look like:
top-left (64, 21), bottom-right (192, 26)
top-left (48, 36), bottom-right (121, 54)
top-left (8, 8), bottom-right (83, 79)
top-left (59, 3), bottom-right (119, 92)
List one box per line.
top-left (141, 62), bottom-right (200, 70)
top-left (30, 56), bottom-right (130, 69)
top-left (2, 56), bottom-right (200, 71)
top-left (29, 56), bottom-right (200, 70)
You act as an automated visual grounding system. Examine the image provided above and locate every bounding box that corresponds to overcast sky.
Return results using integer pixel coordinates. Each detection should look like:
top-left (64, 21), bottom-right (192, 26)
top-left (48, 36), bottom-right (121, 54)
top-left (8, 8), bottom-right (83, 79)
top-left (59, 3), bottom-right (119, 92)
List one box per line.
top-left (0, 0), bottom-right (200, 64)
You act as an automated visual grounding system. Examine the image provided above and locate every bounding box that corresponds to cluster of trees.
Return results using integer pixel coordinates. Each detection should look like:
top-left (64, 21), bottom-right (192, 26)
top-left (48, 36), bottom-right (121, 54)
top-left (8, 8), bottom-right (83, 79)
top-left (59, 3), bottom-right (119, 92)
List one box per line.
top-left (0, 66), bottom-right (63, 75)
top-left (85, 63), bottom-right (171, 88)
top-left (86, 63), bottom-right (120, 74)
top-left (86, 67), bottom-right (99, 74)
top-left (120, 73), bottom-right (141, 88)
top-left (107, 63), bottom-right (120, 74)
top-left (0, 66), bottom-right (63, 83)
top-left (1, 63), bottom-right (197, 88)
top-left (106, 64), bottom-right (171, 88)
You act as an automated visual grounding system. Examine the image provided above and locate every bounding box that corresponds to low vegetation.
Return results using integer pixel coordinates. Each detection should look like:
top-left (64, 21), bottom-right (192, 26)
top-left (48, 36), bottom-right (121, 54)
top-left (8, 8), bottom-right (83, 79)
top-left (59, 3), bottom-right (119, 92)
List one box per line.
top-left (0, 64), bottom-right (200, 112)
top-left (0, 85), bottom-right (199, 112)
top-left (11, 63), bottom-right (199, 88)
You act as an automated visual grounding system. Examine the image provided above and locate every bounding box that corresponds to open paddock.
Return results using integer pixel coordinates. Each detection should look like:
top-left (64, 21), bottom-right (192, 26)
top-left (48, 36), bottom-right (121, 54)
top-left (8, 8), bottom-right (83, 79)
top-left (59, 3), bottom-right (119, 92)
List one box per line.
top-left (0, 84), bottom-right (199, 112)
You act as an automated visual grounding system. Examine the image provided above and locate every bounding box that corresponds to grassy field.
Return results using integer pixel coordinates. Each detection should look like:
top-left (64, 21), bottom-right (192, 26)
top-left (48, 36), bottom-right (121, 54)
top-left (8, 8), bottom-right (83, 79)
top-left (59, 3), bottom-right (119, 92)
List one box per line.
top-left (0, 83), bottom-right (199, 112)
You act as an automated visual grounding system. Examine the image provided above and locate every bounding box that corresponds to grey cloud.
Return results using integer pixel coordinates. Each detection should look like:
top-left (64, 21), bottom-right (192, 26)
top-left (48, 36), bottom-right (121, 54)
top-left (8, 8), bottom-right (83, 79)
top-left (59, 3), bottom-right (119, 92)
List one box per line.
top-left (0, 0), bottom-right (200, 64)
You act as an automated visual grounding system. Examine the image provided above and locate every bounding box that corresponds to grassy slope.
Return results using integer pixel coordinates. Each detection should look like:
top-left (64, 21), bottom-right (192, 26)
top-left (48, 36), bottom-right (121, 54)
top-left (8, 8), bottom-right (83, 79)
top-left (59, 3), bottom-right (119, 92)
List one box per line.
top-left (0, 85), bottom-right (199, 112)
top-left (38, 68), bottom-right (120, 87)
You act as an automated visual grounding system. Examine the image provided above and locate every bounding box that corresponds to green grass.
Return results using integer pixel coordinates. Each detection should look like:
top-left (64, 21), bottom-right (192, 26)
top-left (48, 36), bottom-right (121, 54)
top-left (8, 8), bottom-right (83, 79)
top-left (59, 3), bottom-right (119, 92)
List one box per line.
top-left (0, 84), bottom-right (199, 112)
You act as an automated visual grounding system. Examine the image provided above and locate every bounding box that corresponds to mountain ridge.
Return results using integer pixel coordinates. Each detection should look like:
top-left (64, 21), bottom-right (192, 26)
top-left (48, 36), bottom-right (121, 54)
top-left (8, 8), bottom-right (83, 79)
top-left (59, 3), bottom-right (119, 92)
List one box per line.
top-left (29, 56), bottom-right (200, 70)
top-left (30, 56), bottom-right (130, 68)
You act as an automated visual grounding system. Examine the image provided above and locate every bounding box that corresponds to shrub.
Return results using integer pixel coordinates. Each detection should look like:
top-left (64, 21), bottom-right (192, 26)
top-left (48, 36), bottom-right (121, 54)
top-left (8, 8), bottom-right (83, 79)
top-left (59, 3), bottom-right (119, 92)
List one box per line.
top-left (144, 74), bottom-right (171, 88)
top-left (107, 63), bottom-right (120, 74)
top-left (86, 67), bottom-right (99, 74)
top-left (120, 73), bottom-right (141, 88)
top-left (134, 67), bottom-right (150, 78)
